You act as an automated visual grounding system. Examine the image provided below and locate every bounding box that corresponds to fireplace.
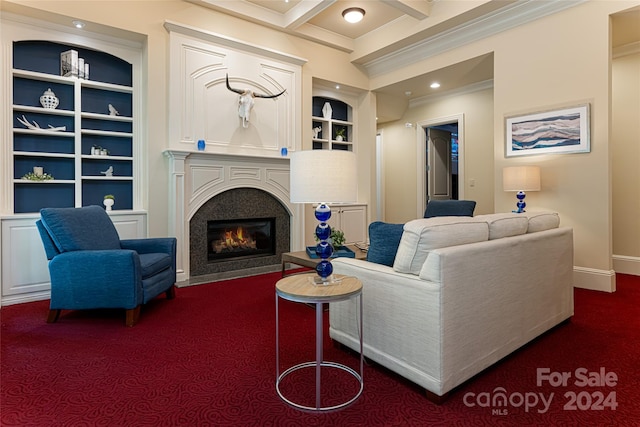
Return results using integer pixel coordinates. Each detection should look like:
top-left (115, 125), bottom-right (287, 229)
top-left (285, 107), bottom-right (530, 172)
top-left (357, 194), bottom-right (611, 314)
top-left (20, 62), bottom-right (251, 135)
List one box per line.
top-left (207, 218), bottom-right (276, 262)
top-left (165, 150), bottom-right (304, 282)
top-left (190, 187), bottom-right (291, 277)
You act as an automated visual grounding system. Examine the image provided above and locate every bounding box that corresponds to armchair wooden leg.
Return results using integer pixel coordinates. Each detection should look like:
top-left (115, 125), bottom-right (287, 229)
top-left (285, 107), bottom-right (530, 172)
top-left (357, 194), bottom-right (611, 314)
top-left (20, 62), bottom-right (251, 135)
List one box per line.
top-left (47, 309), bottom-right (61, 323)
top-left (125, 306), bottom-right (141, 327)
top-left (166, 285), bottom-right (176, 300)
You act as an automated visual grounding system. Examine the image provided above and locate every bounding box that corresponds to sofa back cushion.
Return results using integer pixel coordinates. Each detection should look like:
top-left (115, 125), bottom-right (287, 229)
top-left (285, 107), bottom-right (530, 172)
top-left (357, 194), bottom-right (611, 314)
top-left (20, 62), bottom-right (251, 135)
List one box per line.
top-left (524, 211), bottom-right (560, 233)
top-left (366, 221), bottom-right (405, 267)
top-left (474, 213), bottom-right (529, 240)
top-left (393, 217), bottom-right (489, 275)
top-left (40, 205), bottom-right (121, 253)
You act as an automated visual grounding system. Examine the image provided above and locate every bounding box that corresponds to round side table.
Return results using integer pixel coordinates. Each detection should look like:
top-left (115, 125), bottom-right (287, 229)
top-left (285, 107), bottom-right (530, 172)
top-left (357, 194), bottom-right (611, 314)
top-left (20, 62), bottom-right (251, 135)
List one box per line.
top-left (275, 273), bottom-right (363, 412)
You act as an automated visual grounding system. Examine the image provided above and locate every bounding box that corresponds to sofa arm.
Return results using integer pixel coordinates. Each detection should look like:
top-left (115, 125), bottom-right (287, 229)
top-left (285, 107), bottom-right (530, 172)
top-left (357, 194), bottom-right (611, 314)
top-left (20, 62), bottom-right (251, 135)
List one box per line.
top-left (332, 258), bottom-right (423, 285)
top-left (330, 257), bottom-right (444, 391)
top-left (121, 237), bottom-right (176, 256)
top-left (48, 250), bottom-right (143, 309)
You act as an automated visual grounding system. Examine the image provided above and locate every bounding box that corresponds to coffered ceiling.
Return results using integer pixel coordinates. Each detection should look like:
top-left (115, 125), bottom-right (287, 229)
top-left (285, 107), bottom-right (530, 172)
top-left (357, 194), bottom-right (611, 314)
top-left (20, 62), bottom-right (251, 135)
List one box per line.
top-left (188, 0), bottom-right (433, 51)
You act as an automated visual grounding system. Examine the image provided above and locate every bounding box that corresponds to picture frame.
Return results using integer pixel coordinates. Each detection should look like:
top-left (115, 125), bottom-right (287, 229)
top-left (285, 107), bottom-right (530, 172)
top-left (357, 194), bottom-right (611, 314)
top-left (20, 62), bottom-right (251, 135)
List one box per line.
top-left (505, 104), bottom-right (590, 157)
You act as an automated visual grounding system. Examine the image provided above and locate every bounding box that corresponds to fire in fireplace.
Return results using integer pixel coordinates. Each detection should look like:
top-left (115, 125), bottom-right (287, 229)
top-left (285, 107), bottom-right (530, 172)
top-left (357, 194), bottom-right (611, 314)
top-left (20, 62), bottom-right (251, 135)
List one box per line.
top-left (207, 218), bottom-right (276, 262)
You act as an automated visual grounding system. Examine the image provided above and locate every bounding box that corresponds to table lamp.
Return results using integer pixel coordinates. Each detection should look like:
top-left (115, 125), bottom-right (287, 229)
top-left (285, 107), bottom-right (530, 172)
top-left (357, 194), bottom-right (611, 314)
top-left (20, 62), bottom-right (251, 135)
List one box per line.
top-left (503, 166), bottom-right (540, 213)
top-left (290, 150), bottom-right (357, 285)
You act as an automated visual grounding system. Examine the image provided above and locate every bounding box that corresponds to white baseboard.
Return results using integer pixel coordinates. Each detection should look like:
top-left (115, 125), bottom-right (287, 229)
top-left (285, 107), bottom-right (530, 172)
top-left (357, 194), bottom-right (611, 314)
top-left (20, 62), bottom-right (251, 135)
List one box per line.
top-left (573, 267), bottom-right (616, 293)
top-left (1, 290), bottom-right (50, 306)
top-left (613, 255), bottom-right (640, 276)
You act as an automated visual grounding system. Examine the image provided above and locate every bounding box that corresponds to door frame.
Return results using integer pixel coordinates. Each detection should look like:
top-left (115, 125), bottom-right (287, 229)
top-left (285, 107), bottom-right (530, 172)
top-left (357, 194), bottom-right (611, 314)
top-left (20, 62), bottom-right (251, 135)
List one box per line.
top-left (416, 114), bottom-right (465, 218)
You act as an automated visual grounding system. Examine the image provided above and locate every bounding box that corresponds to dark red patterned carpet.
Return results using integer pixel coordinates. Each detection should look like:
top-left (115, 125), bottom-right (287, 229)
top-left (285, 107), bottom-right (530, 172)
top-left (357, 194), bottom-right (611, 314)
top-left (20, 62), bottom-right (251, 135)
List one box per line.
top-left (2, 272), bottom-right (639, 426)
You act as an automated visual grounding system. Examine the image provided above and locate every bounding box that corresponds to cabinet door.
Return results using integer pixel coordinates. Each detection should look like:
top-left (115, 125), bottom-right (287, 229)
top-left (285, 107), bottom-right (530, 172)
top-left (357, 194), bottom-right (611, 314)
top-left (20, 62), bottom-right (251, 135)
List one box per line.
top-left (339, 205), bottom-right (367, 244)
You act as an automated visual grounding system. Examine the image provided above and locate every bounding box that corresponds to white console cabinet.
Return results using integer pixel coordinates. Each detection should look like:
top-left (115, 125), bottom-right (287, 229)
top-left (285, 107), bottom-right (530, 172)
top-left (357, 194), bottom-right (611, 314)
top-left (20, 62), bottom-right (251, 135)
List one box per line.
top-left (304, 203), bottom-right (367, 247)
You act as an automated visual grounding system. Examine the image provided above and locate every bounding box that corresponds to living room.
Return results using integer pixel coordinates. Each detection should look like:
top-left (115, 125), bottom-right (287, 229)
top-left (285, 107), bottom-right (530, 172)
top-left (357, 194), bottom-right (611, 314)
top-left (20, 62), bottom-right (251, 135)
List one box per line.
top-left (2, 0), bottom-right (638, 301)
top-left (1, 1), bottom-right (639, 425)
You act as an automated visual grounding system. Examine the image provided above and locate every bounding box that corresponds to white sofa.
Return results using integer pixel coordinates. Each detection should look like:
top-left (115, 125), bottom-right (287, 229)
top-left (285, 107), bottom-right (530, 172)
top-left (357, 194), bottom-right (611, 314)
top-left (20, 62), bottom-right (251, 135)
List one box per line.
top-left (329, 212), bottom-right (574, 401)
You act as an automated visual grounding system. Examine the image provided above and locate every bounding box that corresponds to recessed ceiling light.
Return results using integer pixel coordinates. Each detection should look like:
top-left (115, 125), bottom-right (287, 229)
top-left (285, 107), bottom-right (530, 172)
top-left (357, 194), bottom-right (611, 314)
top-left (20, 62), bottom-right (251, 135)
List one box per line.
top-left (335, 84), bottom-right (340, 90)
top-left (342, 8), bottom-right (365, 24)
top-left (430, 82), bottom-right (441, 89)
top-left (72, 20), bottom-right (85, 29)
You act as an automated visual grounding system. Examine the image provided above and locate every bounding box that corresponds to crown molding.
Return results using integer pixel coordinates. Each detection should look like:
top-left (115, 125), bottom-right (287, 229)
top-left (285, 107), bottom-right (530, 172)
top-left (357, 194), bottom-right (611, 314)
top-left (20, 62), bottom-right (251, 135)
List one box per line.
top-left (409, 79), bottom-right (494, 108)
top-left (613, 41), bottom-right (640, 59)
top-left (363, 0), bottom-right (586, 77)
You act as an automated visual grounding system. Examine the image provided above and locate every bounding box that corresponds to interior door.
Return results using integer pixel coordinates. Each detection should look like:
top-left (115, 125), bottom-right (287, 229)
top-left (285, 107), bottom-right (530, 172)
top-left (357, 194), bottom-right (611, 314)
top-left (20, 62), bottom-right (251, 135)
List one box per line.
top-left (427, 127), bottom-right (452, 201)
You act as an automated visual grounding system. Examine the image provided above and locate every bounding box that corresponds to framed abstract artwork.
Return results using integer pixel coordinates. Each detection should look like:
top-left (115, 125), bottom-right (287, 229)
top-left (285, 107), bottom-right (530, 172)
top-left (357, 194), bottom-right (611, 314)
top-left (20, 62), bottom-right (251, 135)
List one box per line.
top-left (505, 104), bottom-right (590, 157)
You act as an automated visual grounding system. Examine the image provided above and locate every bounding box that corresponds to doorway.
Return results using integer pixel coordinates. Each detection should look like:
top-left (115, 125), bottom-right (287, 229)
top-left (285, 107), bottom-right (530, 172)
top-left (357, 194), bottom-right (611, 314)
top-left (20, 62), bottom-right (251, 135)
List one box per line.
top-left (416, 114), bottom-right (465, 218)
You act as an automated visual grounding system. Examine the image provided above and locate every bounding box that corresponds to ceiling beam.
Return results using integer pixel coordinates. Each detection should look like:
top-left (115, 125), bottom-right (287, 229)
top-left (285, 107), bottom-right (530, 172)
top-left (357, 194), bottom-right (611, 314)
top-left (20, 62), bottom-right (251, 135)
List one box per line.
top-left (381, 0), bottom-right (433, 20)
top-left (284, 0), bottom-right (336, 30)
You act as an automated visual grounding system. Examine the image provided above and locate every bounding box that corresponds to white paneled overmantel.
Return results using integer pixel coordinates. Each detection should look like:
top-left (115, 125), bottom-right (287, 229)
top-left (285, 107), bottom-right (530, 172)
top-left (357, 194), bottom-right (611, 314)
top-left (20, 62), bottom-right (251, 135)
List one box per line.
top-left (164, 150), bottom-right (305, 281)
top-left (164, 21), bottom-right (306, 159)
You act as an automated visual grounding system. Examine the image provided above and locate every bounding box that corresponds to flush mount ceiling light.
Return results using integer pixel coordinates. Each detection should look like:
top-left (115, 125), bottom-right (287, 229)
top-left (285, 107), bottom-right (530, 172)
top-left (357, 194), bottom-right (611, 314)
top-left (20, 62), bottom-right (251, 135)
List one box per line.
top-left (342, 7), bottom-right (365, 23)
top-left (72, 20), bottom-right (85, 29)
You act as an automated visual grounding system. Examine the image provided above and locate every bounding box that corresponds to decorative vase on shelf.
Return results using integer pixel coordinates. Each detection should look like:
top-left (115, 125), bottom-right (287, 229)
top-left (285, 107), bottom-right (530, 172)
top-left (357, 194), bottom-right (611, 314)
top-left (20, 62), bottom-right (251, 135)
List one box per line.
top-left (103, 196), bottom-right (115, 211)
top-left (322, 102), bottom-right (332, 120)
top-left (335, 135), bottom-right (344, 142)
top-left (40, 88), bottom-right (59, 109)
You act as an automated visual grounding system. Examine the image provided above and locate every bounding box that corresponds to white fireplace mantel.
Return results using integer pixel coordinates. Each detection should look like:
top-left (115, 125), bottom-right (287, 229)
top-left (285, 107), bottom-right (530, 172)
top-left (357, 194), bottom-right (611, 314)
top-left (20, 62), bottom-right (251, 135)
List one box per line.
top-left (164, 149), bottom-right (304, 281)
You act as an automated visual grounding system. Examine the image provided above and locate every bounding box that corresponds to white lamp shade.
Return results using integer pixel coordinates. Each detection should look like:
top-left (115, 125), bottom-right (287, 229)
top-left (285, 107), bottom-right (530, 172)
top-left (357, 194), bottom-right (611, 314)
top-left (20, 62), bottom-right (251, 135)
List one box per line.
top-left (290, 150), bottom-right (357, 203)
top-left (503, 166), bottom-right (541, 192)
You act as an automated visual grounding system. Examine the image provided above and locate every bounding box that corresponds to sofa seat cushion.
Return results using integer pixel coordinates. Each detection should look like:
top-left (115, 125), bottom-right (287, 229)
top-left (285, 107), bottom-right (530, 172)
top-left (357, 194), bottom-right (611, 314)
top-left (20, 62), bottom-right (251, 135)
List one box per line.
top-left (40, 205), bottom-right (121, 253)
top-left (525, 211), bottom-right (560, 233)
top-left (393, 217), bottom-right (489, 275)
top-left (139, 253), bottom-right (172, 279)
top-left (475, 213), bottom-right (529, 240)
top-left (367, 221), bottom-right (405, 267)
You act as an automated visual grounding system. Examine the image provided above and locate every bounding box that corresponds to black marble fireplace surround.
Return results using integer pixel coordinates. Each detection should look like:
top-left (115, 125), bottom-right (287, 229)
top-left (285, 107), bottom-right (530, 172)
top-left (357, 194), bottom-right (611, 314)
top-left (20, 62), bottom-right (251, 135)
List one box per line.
top-left (190, 188), bottom-right (290, 276)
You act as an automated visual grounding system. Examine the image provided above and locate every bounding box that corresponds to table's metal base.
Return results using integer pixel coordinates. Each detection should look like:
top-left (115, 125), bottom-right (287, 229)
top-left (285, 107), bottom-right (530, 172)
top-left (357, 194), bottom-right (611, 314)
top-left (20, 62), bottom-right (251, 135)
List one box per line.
top-left (276, 361), bottom-right (363, 412)
top-left (275, 276), bottom-right (363, 413)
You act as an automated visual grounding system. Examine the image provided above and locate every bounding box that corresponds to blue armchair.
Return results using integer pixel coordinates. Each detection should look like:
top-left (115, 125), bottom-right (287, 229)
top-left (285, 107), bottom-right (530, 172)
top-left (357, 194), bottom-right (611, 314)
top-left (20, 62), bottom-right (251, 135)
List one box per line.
top-left (36, 205), bottom-right (177, 326)
top-left (424, 199), bottom-right (476, 218)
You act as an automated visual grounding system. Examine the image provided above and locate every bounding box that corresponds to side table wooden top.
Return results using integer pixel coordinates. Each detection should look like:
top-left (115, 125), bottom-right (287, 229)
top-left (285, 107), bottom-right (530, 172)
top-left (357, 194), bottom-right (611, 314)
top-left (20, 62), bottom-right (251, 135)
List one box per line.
top-left (276, 273), bottom-right (362, 304)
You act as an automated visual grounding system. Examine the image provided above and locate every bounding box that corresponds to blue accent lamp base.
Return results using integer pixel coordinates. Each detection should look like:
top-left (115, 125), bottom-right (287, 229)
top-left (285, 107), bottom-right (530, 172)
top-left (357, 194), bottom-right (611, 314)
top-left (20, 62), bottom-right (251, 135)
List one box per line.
top-left (513, 191), bottom-right (527, 213)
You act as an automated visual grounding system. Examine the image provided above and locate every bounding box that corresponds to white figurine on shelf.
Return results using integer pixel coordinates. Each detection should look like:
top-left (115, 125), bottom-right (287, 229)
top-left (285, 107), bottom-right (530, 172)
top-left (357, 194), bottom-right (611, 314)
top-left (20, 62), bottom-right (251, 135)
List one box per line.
top-left (101, 166), bottom-right (113, 177)
top-left (313, 126), bottom-right (322, 139)
top-left (108, 104), bottom-right (119, 116)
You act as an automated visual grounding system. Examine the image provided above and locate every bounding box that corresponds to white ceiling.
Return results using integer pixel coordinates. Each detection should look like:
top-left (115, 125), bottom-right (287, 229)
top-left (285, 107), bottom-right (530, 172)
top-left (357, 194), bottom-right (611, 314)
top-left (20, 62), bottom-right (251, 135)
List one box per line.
top-left (190, 0), bottom-right (431, 45)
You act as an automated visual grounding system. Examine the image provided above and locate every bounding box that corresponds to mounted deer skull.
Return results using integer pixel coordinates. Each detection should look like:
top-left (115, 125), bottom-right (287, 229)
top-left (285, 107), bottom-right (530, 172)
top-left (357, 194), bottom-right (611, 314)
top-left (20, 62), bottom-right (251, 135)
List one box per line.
top-left (225, 74), bottom-right (286, 128)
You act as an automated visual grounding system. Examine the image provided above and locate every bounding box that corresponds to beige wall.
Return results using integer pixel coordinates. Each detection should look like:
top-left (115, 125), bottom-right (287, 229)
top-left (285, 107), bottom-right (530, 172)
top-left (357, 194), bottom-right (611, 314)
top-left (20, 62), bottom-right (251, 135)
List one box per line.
top-left (374, 1), bottom-right (638, 288)
top-left (612, 51), bottom-right (640, 259)
top-left (378, 86), bottom-right (494, 223)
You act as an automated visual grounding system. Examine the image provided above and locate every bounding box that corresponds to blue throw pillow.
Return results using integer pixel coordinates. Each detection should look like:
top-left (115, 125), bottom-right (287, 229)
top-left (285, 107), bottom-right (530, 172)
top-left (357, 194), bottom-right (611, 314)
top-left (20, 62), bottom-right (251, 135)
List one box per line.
top-left (366, 221), bottom-right (404, 267)
top-left (424, 200), bottom-right (476, 218)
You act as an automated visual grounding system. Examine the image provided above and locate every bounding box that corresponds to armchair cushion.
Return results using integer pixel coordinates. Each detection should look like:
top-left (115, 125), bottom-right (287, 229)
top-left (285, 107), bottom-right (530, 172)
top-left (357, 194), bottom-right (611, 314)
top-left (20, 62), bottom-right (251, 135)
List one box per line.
top-left (424, 200), bottom-right (476, 218)
top-left (138, 253), bottom-right (172, 279)
top-left (40, 205), bottom-right (121, 252)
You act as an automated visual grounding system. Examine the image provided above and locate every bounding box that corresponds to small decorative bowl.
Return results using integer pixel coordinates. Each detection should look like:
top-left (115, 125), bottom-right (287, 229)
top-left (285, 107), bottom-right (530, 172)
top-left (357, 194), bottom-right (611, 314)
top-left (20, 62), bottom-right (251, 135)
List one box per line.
top-left (40, 88), bottom-right (59, 109)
